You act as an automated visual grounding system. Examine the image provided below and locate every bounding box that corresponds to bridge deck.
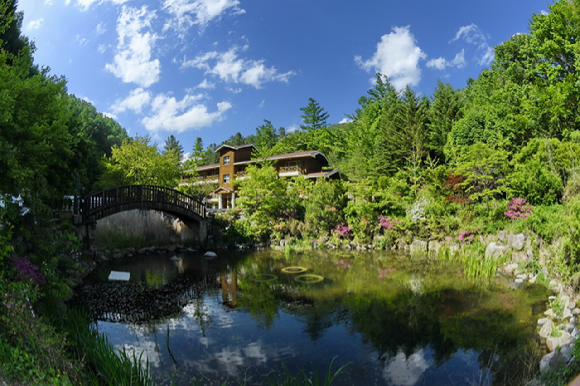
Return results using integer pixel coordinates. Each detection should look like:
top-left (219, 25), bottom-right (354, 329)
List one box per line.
top-left (80, 185), bottom-right (206, 222)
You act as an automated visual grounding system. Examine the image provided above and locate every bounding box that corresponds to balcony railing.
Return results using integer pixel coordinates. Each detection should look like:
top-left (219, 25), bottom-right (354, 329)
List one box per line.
top-left (279, 165), bottom-right (301, 173)
top-left (236, 171), bottom-right (248, 177)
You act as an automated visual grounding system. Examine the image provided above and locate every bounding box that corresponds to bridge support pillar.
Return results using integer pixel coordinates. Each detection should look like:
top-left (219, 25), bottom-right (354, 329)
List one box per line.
top-left (75, 220), bottom-right (97, 256)
top-left (180, 219), bottom-right (208, 243)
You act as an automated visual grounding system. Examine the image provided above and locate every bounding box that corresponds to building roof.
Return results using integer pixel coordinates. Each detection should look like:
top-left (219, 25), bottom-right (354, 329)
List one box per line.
top-left (233, 150), bottom-right (329, 166)
top-left (304, 168), bottom-right (340, 179)
top-left (214, 143), bottom-right (257, 153)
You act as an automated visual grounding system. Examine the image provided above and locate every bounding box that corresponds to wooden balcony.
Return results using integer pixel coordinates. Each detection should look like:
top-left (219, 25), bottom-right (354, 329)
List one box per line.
top-left (278, 165), bottom-right (301, 177)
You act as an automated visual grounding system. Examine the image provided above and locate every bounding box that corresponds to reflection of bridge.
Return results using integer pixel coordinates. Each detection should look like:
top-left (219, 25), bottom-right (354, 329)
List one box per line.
top-left (74, 185), bottom-right (208, 253)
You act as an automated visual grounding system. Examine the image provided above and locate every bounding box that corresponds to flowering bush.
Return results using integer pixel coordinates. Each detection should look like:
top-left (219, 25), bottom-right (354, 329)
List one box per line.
top-left (406, 197), bottom-right (430, 222)
top-left (378, 216), bottom-right (400, 230)
top-left (333, 224), bottom-right (352, 237)
top-left (458, 230), bottom-right (477, 242)
top-left (504, 197), bottom-right (533, 221)
top-left (11, 255), bottom-right (45, 286)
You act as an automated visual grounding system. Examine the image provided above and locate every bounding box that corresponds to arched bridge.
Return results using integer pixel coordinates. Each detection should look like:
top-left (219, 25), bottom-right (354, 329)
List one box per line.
top-left (79, 185), bottom-right (207, 222)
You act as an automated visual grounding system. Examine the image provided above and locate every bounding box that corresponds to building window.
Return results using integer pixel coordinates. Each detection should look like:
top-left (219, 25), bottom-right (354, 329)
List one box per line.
top-left (286, 161), bottom-right (301, 167)
top-left (223, 174), bottom-right (230, 183)
top-left (223, 156), bottom-right (230, 165)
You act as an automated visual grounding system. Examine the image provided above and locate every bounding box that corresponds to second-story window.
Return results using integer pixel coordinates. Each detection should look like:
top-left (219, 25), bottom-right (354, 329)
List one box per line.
top-left (223, 156), bottom-right (230, 165)
top-left (223, 174), bottom-right (230, 183)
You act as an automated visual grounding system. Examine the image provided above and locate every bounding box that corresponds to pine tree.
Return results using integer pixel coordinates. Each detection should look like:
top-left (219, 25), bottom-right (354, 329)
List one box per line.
top-left (300, 98), bottom-right (329, 132)
top-left (427, 80), bottom-right (463, 162)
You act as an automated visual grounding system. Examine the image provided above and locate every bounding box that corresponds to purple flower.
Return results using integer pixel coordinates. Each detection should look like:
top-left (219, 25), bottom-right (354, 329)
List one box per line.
top-left (333, 224), bottom-right (352, 237)
top-left (10, 255), bottom-right (45, 286)
top-left (504, 197), bottom-right (533, 221)
top-left (378, 216), bottom-right (400, 230)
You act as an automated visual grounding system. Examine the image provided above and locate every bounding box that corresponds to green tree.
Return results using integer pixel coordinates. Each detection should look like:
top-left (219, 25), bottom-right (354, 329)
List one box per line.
top-left (235, 162), bottom-right (286, 240)
top-left (163, 135), bottom-right (184, 162)
top-left (99, 134), bottom-right (180, 188)
top-left (427, 80), bottom-right (463, 162)
top-left (300, 98), bottom-right (329, 132)
top-left (254, 119), bottom-right (278, 150)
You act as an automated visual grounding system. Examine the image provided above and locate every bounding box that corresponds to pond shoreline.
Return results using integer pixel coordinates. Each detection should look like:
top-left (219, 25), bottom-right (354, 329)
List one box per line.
top-left (80, 229), bottom-right (577, 380)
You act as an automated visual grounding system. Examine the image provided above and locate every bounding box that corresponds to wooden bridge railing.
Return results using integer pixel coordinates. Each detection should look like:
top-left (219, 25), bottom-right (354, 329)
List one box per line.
top-left (80, 185), bottom-right (206, 222)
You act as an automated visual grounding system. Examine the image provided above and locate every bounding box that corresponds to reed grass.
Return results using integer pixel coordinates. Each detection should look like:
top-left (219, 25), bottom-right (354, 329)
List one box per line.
top-left (63, 308), bottom-right (155, 386)
top-left (96, 209), bottom-right (181, 250)
top-left (438, 243), bottom-right (503, 279)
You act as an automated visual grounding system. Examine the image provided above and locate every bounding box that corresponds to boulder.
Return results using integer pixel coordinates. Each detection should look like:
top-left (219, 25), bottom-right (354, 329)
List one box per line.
top-left (504, 263), bottom-right (519, 275)
top-left (410, 239), bottom-right (428, 254)
top-left (204, 251), bottom-right (217, 258)
top-left (539, 351), bottom-right (566, 374)
top-left (512, 278), bottom-right (524, 289)
top-left (507, 233), bottom-right (526, 251)
top-left (537, 318), bottom-right (549, 326)
top-left (428, 239), bottom-right (444, 254)
top-left (512, 251), bottom-right (529, 264)
top-left (497, 230), bottom-right (506, 242)
top-left (539, 319), bottom-right (553, 339)
top-left (485, 242), bottom-right (510, 260)
top-left (526, 249), bottom-right (534, 261)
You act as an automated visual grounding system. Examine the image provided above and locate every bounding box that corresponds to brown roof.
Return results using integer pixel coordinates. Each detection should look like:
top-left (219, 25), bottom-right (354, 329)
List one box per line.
top-left (304, 168), bottom-right (340, 179)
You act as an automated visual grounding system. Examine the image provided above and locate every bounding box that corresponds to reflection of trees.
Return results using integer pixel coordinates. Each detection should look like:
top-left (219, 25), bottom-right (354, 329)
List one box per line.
top-left (75, 271), bottom-right (220, 323)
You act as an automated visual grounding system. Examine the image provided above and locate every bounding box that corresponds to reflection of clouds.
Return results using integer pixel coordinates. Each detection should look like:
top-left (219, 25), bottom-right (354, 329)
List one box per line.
top-left (383, 348), bottom-right (432, 386)
top-left (118, 340), bottom-right (162, 368)
top-left (182, 340), bottom-right (295, 379)
top-left (243, 342), bottom-right (267, 363)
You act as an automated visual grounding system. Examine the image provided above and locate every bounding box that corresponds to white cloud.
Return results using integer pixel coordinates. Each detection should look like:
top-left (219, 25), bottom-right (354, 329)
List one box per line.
top-left (338, 117), bottom-right (352, 124)
top-left (105, 6), bottom-right (161, 88)
top-left (183, 46), bottom-right (294, 89)
top-left (95, 22), bottom-right (106, 35)
top-left (196, 78), bottom-right (215, 89)
top-left (426, 49), bottom-right (465, 70)
top-left (162, 0), bottom-right (245, 36)
top-left (112, 87), bottom-right (152, 114)
top-left (142, 93), bottom-right (232, 133)
top-left (103, 112), bottom-right (118, 120)
top-left (27, 18), bottom-right (44, 30)
top-left (258, 99), bottom-right (265, 108)
top-left (97, 44), bottom-right (108, 54)
top-left (451, 24), bottom-right (494, 66)
top-left (541, 9), bottom-right (549, 15)
top-left (354, 26), bottom-right (426, 90)
top-left (45, 0), bottom-right (54, 4)
top-left (76, 34), bottom-right (89, 45)
top-left (74, 0), bottom-right (132, 11)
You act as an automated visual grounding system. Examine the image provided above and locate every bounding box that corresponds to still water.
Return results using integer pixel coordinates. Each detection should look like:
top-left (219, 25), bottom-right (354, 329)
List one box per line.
top-left (76, 249), bottom-right (549, 385)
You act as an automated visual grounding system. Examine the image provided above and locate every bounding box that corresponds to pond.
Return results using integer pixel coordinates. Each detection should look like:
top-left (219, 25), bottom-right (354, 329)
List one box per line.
top-left (75, 249), bottom-right (550, 385)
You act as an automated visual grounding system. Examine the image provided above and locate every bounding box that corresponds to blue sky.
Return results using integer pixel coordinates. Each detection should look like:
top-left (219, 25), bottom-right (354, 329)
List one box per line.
top-left (18, 0), bottom-right (551, 155)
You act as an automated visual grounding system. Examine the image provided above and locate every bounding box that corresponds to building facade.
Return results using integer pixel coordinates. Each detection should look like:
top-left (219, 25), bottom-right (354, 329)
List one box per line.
top-left (183, 144), bottom-right (339, 210)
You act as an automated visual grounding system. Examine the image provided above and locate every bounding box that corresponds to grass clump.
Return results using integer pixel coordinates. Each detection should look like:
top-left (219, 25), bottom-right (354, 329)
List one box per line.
top-left (96, 209), bottom-right (181, 250)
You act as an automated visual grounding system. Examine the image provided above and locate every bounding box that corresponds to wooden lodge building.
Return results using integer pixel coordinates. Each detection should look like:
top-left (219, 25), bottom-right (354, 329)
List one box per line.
top-left (183, 144), bottom-right (340, 210)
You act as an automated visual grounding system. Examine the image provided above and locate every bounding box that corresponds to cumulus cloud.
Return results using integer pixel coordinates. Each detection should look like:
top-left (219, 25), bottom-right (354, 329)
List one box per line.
top-left (338, 117), bottom-right (352, 124)
top-left (95, 22), bottom-right (106, 35)
top-left (142, 93), bottom-right (232, 133)
top-left (76, 34), bottom-right (89, 45)
top-left (27, 18), bottom-right (44, 30)
top-left (183, 45), bottom-right (294, 89)
top-left (103, 112), bottom-right (118, 120)
top-left (162, 0), bottom-right (245, 36)
top-left (74, 0), bottom-right (132, 11)
top-left (354, 26), bottom-right (426, 90)
top-left (196, 78), bottom-right (215, 89)
top-left (112, 88), bottom-right (152, 114)
top-left (105, 6), bottom-right (161, 88)
top-left (451, 23), bottom-right (494, 65)
top-left (426, 49), bottom-right (465, 70)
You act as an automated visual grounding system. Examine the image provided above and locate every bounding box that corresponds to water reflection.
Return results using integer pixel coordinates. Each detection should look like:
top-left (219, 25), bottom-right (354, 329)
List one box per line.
top-left (77, 250), bottom-right (548, 385)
